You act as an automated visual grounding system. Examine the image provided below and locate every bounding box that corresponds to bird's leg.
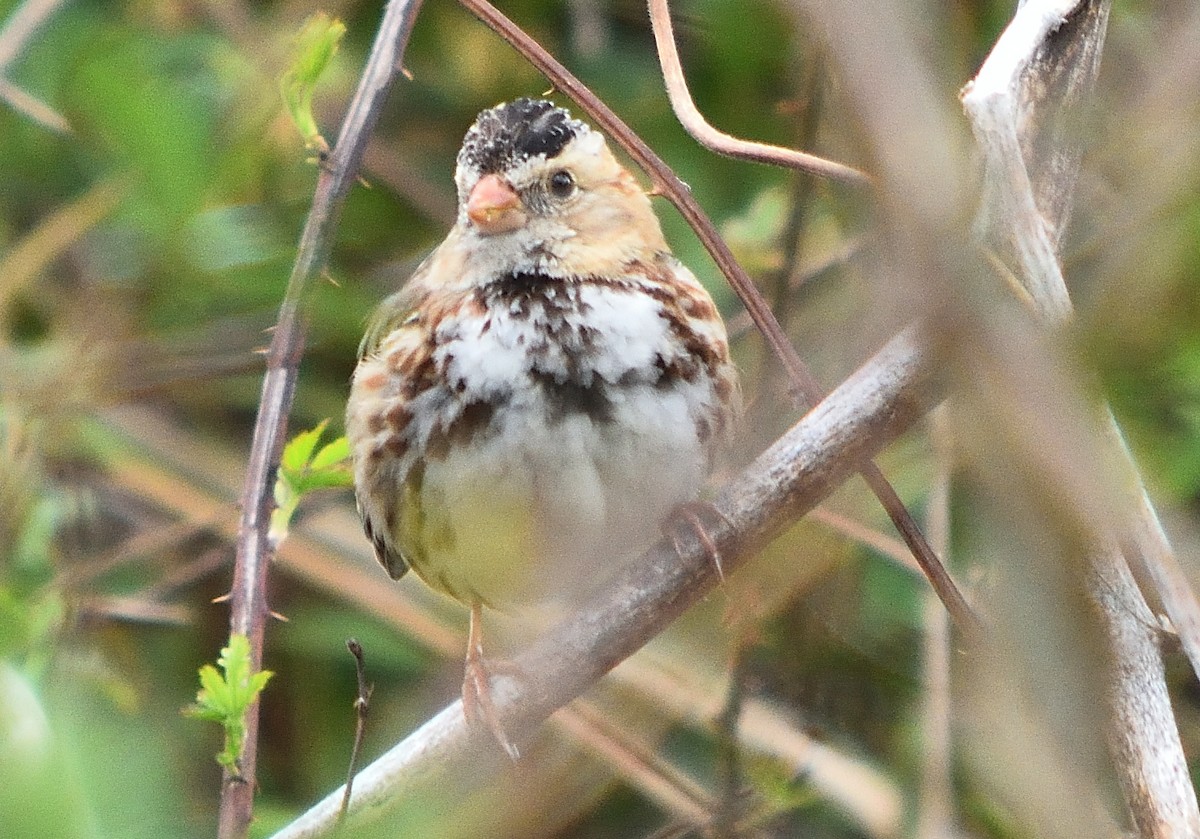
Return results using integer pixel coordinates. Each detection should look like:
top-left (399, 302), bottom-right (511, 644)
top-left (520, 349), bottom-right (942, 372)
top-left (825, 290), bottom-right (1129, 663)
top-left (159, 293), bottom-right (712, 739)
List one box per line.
top-left (664, 501), bottom-right (731, 580)
top-left (462, 601), bottom-right (520, 760)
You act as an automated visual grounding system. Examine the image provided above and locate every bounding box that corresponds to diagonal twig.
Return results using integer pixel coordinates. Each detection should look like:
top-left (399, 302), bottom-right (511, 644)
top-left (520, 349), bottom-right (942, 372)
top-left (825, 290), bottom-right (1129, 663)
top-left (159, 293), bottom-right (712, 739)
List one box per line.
top-left (458, 0), bottom-right (979, 639)
top-left (0, 78), bottom-right (69, 132)
top-left (0, 0), bottom-right (72, 131)
top-left (218, 2), bottom-right (424, 837)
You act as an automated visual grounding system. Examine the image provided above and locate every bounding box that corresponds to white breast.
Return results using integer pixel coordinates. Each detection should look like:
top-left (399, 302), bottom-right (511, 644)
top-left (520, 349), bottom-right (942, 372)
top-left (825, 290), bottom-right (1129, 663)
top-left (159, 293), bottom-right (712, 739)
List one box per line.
top-left (405, 279), bottom-right (718, 608)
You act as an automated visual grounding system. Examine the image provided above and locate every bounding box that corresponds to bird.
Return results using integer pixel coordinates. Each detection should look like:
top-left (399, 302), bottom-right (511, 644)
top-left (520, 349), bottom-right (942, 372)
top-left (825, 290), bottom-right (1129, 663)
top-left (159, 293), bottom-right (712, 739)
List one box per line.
top-left (345, 98), bottom-right (739, 756)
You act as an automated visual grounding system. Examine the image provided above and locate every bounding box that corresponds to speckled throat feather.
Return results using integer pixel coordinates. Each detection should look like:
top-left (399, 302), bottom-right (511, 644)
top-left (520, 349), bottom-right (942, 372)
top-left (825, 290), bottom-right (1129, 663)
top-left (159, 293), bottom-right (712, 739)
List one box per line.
top-left (347, 259), bottom-right (737, 604)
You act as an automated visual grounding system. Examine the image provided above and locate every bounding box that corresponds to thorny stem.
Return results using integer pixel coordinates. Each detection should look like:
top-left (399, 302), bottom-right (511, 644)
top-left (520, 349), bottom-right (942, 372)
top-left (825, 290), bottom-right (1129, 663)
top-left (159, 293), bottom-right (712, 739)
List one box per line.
top-left (219, 2), bottom-right (423, 837)
top-left (459, 0), bottom-right (979, 635)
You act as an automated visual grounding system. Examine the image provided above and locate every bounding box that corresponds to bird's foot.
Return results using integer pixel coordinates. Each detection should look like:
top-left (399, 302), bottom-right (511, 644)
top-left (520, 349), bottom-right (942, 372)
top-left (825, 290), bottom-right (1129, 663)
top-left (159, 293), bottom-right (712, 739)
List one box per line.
top-left (462, 603), bottom-right (523, 760)
top-left (664, 501), bottom-right (731, 581)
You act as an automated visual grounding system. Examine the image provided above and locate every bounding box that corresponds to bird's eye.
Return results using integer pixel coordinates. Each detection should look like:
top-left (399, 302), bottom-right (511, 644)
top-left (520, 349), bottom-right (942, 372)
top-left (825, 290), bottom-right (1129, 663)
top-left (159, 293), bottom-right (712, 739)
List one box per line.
top-left (548, 169), bottom-right (576, 198)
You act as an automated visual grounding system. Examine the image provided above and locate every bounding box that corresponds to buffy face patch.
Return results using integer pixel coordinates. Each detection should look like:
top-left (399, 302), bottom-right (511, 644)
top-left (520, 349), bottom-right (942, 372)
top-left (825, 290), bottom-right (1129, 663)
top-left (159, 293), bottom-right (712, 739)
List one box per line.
top-left (457, 98), bottom-right (585, 178)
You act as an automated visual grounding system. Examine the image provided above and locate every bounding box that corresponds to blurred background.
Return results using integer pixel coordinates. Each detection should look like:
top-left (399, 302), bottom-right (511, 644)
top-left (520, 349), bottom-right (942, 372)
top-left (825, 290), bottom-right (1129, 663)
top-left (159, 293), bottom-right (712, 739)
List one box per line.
top-left (2, 0), bottom-right (1199, 836)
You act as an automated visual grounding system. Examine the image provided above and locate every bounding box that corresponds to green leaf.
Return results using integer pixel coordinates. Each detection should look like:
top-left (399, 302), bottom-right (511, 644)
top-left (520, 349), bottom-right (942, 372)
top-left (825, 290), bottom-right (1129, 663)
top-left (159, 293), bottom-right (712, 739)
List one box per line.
top-left (310, 434), bottom-right (350, 472)
top-left (279, 13), bottom-right (346, 154)
top-left (271, 422), bottom-right (353, 545)
top-left (280, 418), bottom-right (328, 474)
top-left (184, 634), bottom-right (273, 773)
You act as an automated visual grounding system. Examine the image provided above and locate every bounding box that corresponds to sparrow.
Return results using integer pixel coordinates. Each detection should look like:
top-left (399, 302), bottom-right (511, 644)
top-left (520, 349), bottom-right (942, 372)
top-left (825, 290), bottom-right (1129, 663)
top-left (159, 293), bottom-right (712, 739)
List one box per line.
top-left (346, 98), bottom-right (739, 755)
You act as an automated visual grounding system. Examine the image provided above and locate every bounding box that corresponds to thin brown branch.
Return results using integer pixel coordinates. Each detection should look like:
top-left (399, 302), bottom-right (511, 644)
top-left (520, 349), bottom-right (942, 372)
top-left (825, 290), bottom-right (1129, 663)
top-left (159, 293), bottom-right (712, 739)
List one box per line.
top-left (458, 0), bottom-right (978, 638)
top-left (270, 324), bottom-right (940, 838)
top-left (218, 2), bottom-right (424, 837)
top-left (339, 639), bottom-right (372, 825)
top-left (646, 0), bottom-right (870, 188)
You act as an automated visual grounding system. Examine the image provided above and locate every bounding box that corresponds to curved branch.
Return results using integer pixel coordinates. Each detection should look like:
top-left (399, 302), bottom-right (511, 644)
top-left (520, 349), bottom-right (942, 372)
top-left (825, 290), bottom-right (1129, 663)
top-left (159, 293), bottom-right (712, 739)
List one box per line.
top-left (646, 0), bottom-right (871, 188)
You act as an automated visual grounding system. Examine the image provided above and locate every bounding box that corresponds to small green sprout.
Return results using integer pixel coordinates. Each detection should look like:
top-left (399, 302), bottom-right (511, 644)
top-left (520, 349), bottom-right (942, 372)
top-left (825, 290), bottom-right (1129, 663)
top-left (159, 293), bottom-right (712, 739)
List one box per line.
top-left (270, 420), bottom-right (353, 545)
top-left (279, 12), bottom-right (347, 156)
top-left (184, 634), bottom-right (273, 775)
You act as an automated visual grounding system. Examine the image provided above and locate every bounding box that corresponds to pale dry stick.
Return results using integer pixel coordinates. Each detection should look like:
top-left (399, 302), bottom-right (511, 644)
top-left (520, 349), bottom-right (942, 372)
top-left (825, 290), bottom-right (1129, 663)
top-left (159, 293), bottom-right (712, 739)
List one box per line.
top-left (270, 326), bottom-right (940, 839)
top-left (0, 0), bottom-right (67, 72)
top-left (963, 1), bottom-right (1200, 834)
top-left (458, 0), bottom-right (979, 638)
top-left (0, 0), bottom-right (71, 131)
top-left (219, 2), bottom-right (424, 837)
top-left (646, 0), bottom-right (870, 188)
top-left (0, 77), bottom-right (68, 132)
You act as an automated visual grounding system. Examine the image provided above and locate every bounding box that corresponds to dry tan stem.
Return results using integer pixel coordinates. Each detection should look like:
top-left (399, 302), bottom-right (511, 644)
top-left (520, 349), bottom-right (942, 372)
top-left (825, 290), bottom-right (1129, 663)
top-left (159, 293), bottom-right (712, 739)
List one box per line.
top-left (556, 700), bottom-right (716, 829)
top-left (962, 0), bottom-right (1200, 834)
top-left (0, 78), bottom-right (69, 132)
top-left (0, 0), bottom-right (71, 131)
top-left (646, 0), bottom-right (870, 187)
top-left (0, 0), bottom-right (67, 73)
top-left (614, 656), bottom-right (904, 839)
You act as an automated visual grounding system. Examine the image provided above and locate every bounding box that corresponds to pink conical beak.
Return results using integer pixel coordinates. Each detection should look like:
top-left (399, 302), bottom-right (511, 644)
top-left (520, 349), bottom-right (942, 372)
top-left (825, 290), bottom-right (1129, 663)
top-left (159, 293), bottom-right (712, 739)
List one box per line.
top-left (466, 174), bottom-right (527, 235)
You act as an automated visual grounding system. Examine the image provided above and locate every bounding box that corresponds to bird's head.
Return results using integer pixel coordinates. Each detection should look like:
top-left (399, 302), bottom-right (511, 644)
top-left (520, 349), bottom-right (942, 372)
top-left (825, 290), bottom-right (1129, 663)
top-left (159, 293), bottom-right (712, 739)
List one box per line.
top-left (452, 99), bottom-right (666, 275)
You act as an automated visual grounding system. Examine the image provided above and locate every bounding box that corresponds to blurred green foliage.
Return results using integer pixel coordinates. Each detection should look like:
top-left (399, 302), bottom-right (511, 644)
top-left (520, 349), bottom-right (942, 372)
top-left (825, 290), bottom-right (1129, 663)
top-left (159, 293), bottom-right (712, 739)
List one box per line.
top-left (1, 0), bottom-right (1198, 837)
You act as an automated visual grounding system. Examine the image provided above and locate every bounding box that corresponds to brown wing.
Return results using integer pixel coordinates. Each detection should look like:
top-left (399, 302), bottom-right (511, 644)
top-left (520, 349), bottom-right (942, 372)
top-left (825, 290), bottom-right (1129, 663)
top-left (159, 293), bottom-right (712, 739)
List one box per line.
top-left (347, 260), bottom-right (441, 581)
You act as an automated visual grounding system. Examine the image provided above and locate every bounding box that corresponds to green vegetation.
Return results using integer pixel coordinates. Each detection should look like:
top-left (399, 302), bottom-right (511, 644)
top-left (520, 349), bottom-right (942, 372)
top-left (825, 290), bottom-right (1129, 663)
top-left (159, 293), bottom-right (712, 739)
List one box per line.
top-left (185, 633), bottom-right (274, 775)
top-left (1, 0), bottom-right (1198, 837)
